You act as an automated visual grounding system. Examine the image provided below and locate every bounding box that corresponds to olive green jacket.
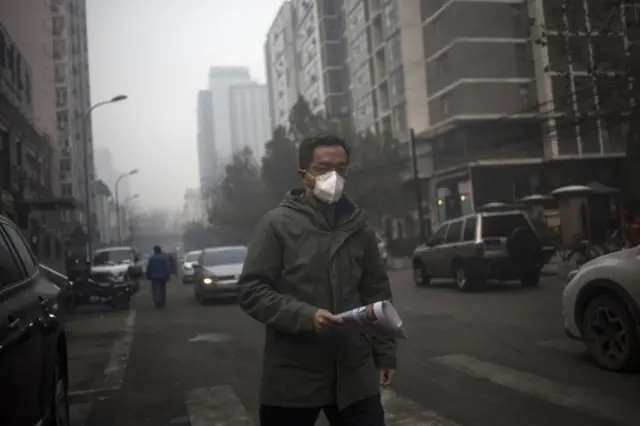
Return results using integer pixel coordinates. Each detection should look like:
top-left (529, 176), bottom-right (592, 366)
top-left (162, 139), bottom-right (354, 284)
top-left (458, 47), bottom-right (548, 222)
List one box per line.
top-left (238, 189), bottom-right (397, 409)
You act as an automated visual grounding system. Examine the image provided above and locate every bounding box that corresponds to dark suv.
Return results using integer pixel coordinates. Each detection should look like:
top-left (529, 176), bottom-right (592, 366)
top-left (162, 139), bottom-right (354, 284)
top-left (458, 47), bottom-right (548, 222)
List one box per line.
top-left (0, 214), bottom-right (70, 425)
top-left (412, 209), bottom-right (549, 291)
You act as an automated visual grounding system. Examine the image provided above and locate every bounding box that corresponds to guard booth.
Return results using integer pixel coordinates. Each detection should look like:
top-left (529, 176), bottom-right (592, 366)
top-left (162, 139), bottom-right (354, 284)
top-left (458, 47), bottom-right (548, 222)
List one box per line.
top-left (550, 182), bottom-right (621, 246)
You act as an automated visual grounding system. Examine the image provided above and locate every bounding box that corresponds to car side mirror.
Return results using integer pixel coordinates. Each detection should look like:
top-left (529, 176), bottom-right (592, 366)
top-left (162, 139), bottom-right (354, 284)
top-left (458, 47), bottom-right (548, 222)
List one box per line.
top-left (134, 256), bottom-right (140, 262)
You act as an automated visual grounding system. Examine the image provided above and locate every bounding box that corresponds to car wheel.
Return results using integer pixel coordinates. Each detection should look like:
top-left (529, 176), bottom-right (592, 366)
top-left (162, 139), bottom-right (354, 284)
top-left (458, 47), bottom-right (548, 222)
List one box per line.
top-left (582, 295), bottom-right (640, 372)
top-left (47, 353), bottom-right (70, 426)
top-left (520, 269), bottom-right (541, 287)
top-left (454, 262), bottom-right (476, 292)
top-left (413, 261), bottom-right (430, 287)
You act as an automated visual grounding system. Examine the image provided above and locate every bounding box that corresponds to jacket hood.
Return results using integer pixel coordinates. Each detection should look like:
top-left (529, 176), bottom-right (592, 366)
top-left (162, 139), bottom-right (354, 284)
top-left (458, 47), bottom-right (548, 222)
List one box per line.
top-left (279, 188), bottom-right (367, 232)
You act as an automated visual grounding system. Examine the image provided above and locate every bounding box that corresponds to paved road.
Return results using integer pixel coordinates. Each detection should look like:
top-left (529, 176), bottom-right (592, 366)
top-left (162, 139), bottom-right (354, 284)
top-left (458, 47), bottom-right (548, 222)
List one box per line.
top-left (65, 271), bottom-right (640, 426)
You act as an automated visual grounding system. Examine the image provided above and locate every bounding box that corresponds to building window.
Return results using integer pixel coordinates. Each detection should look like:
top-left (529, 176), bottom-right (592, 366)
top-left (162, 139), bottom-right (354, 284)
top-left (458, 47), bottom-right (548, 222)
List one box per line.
top-left (436, 53), bottom-right (448, 76)
top-left (53, 39), bottom-right (66, 60)
top-left (54, 63), bottom-right (66, 82)
top-left (61, 183), bottom-right (72, 197)
top-left (57, 110), bottom-right (69, 131)
top-left (53, 16), bottom-right (65, 36)
top-left (56, 87), bottom-right (67, 107)
top-left (441, 94), bottom-right (451, 116)
top-left (519, 84), bottom-right (531, 107)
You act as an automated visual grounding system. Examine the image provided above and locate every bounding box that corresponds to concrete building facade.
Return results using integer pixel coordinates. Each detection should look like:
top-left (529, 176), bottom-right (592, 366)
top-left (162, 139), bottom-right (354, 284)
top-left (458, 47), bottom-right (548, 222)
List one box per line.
top-left (264, 1), bottom-right (300, 129)
top-left (50, 0), bottom-right (94, 225)
top-left (229, 83), bottom-right (271, 160)
top-left (197, 89), bottom-right (216, 194)
top-left (0, 0), bottom-right (60, 197)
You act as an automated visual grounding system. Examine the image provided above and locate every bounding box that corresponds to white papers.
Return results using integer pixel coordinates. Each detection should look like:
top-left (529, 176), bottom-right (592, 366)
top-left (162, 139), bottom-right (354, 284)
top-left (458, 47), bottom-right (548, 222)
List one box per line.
top-left (336, 300), bottom-right (407, 338)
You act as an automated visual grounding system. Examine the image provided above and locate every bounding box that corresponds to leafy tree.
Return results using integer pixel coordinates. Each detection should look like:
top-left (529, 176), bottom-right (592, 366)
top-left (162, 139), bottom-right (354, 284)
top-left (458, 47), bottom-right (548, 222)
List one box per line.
top-left (261, 126), bottom-right (300, 206)
top-left (208, 147), bottom-right (268, 242)
top-left (182, 221), bottom-right (215, 251)
top-left (347, 128), bottom-right (408, 219)
top-left (288, 95), bottom-right (336, 142)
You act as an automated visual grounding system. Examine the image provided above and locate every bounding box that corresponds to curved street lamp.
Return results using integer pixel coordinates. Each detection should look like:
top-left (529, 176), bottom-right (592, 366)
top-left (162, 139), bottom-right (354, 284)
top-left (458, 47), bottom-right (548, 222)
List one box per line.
top-left (83, 95), bottom-right (128, 257)
top-left (115, 169), bottom-right (139, 243)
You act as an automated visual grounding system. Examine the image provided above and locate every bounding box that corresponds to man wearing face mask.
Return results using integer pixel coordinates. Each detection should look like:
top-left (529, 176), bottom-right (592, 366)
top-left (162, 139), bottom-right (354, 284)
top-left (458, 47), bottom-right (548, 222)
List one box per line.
top-left (238, 135), bottom-right (396, 426)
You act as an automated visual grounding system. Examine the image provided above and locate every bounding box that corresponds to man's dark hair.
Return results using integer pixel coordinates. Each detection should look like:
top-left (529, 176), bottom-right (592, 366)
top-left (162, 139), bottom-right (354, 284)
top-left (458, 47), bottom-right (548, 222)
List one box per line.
top-left (153, 245), bottom-right (162, 254)
top-left (298, 134), bottom-right (350, 170)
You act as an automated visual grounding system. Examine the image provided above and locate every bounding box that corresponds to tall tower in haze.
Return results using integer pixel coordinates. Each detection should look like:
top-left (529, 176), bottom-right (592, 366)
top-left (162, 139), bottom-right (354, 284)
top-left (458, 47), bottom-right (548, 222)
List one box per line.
top-left (207, 66), bottom-right (251, 165)
top-left (197, 89), bottom-right (215, 197)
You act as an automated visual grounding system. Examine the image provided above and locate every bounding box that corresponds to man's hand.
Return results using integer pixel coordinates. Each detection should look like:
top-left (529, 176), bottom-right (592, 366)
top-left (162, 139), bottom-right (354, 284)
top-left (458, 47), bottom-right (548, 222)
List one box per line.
top-left (314, 309), bottom-right (343, 331)
top-left (380, 368), bottom-right (396, 387)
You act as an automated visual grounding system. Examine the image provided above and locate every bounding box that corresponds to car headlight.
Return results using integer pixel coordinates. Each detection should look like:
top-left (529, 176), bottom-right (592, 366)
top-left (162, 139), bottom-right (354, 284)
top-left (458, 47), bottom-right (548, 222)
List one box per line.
top-left (203, 277), bottom-right (214, 284)
top-left (112, 272), bottom-right (126, 282)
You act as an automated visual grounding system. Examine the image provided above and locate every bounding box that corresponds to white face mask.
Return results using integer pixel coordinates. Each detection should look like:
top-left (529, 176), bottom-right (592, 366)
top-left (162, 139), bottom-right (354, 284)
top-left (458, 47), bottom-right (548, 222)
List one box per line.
top-left (312, 171), bottom-right (345, 204)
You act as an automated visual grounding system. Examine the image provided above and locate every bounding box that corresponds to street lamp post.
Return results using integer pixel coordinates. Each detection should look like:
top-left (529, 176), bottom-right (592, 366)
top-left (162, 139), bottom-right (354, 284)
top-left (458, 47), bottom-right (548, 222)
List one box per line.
top-left (115, 171), bottom-right (139, 244)
top-left (83, 95), bottom-right (128, 258)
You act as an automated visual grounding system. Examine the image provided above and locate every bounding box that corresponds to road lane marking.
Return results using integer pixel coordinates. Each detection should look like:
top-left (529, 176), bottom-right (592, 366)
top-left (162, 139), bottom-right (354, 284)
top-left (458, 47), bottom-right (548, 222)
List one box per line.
top-left (103, 309), bottom-right (136, 388)
top-left (433, 354), bottom-right (640, 426)
top-left (70, 402), bottom-right (91, 426)
top-left (185, 385), bottom-right (254, 426)
top-left (382, 388), bottom-right (461, 425)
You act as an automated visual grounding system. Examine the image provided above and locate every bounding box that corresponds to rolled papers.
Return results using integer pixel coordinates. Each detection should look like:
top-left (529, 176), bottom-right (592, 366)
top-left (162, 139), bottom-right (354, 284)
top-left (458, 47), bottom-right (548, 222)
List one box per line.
top-left (336, 300), bottom-right (407, 338)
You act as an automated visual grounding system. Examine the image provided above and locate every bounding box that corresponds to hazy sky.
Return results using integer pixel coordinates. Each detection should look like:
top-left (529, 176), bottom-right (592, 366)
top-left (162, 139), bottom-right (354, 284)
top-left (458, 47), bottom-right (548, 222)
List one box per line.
top-left (87, 0), bottom-right (284, 210)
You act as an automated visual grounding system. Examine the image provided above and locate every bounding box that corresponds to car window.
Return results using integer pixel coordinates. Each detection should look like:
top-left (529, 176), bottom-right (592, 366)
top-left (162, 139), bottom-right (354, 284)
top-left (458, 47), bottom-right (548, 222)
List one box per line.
top-left (185, 252), bottom-right (200, 262)
top-left (93, 249), bottom-right (132, 265)
top-left (202, 248), bottom-right (247, 266)
top-left (430, 224), bottom-right (449, 245)
top-left (0, 228), bottom-right (27, 287)
top-left (482, 214), bottom-right (530, 238)
top-left (445, 220), bottom-right (463, 243)
top-left (463, 216), bottom-right (477, 241)
top-left (2, 223), bottom-right (37, 277)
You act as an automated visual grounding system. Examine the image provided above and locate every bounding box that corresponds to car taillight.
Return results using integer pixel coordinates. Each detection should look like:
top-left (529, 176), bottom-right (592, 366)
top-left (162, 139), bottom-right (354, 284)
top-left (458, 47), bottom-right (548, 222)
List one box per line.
top-left (475, 243), bottom-right (485, 255)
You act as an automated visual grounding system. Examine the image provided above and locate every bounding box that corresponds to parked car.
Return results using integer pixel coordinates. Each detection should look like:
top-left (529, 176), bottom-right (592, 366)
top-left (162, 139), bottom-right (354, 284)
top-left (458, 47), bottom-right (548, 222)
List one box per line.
top-left (192, 246), bottom-right (247, 304)
top-left (40, 263), bottom-right (76, 317)
top-left (563, 247), bottom-right (640, 372)
top-left (90, 246), bottom-right (143, 294)
top-left (182, 250), bottom-right (202, 284)
top-left (0, 213), bottom-right (70, 425)
top-left (412, 209), bottom-right (550, 291)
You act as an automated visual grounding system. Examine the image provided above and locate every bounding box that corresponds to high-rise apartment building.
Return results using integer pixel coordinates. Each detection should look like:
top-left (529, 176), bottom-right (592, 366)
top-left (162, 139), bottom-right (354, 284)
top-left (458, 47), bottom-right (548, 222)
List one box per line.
top-left (419, 0), bottom-right (631, 224)
top-left (208, 66), bottom-right (252, 163)
top-left (264, 0), bottom-right (350, 131)
top-left (229, 83), bottom-right (271, 160)
top-left (0, 0), bottom-right (60, 196)
top-left (265, 1), bottom-right (300, 129)
top-left (51, 0), bottom-right (94, 224)
top-left (197, 89), bottom-right (216, 195)
top-left (343, 0), bottom-right (428, 141)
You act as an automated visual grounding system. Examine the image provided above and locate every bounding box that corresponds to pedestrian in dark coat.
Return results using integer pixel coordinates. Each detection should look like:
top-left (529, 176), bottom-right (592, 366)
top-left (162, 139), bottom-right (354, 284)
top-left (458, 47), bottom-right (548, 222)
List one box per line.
top-left (238, 134), bottom-right (396, 426)
top-left (146, 245), bottom-right (171, 308)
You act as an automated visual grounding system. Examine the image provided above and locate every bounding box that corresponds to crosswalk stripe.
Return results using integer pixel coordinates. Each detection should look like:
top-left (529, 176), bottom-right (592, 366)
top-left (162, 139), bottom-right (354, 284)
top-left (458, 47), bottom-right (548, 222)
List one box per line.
top-left (185, 385), bottom-right (254, 426)
top-left (69, 402), bottom-right (92, 426)
top-left (433, 354), bottom-right (640, 426)
top-left (382, 388), bottom-right (462, 426)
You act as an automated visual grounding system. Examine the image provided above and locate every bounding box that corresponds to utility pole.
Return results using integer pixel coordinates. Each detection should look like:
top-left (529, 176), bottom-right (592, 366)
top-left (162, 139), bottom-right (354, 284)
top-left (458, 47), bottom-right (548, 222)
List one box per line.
top-left (409, 129), bottom-right (427, 243)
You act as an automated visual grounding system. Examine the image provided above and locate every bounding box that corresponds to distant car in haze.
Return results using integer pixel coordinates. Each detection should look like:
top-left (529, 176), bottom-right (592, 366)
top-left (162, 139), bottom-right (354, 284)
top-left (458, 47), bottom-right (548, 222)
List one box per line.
top-left (192, 246), bottom-right (247, 304)
top-left (182, 250), bottom-right (202, 284)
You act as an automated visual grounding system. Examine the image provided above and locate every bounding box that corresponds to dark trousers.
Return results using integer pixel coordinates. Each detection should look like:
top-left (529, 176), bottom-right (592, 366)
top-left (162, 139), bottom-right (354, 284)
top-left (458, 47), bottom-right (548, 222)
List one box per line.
top-left (259, 394), bottom-right (385, 426)
top-left (151, 280), bottom-right (167, 307)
